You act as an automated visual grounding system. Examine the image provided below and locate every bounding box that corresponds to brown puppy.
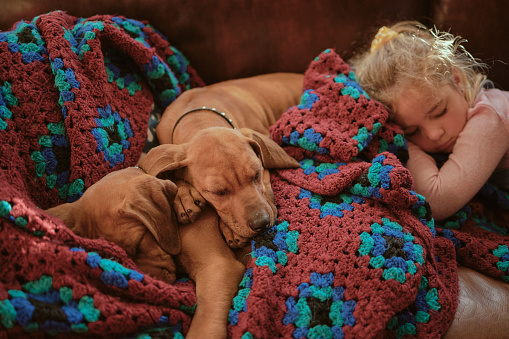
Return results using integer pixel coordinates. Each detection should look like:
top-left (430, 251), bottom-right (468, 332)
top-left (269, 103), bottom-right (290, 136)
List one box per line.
top-left (140, 72), bottom-right (303, 338)
top-left (140, 127), bottom-right (299, 248)
top-left (152, 72), bottom-right (304, 247)
top-left (46, 167), bottom-right (181, 283)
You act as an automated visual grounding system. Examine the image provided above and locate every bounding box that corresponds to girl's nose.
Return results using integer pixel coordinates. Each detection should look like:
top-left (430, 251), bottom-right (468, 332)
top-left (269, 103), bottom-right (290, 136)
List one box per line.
top-left (425, 126), bottom-right (444, 141)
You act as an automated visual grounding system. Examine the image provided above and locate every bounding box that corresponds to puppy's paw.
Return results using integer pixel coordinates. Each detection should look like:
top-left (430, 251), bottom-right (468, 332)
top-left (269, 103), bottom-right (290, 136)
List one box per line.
top-left (219, 220), bottom-right (251, 248)
top-left (173, 180), bottom-right (207, 223)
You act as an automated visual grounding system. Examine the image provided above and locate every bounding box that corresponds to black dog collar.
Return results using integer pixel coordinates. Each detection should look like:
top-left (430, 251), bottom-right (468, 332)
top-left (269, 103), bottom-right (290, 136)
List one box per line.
top-left (171, 106), bottom-right (236, 142)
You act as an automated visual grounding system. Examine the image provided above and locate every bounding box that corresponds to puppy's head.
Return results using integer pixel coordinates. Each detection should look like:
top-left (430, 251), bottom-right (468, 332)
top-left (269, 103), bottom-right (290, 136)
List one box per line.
top-left (46, 168), bottom-right (181, 282)
top-left (139, 127), bottom-right (299, 246)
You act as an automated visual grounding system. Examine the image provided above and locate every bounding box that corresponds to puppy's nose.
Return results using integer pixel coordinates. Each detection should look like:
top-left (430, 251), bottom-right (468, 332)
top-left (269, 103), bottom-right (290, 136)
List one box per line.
top-left (249, 213), bottom-right (271, 232)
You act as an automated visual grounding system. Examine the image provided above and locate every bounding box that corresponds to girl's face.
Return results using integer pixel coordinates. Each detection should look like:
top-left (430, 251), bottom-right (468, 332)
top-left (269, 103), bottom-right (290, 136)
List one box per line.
top-left (392, 79), bottom-right (469, 154)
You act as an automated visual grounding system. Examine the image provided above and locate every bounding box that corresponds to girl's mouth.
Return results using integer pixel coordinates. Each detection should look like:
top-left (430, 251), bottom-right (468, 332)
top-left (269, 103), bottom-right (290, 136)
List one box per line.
top-left (436, 139), bottom-right (454, 152)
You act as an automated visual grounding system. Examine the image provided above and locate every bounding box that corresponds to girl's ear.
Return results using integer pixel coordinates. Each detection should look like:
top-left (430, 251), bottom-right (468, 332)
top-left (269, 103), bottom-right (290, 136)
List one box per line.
top-left (450, 66), bottom-right (465, 89)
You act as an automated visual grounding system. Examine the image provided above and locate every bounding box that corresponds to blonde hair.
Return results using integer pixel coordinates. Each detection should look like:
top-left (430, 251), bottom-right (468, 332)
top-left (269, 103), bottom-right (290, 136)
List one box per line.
top-left (350, 21), bottom-right (488, 115)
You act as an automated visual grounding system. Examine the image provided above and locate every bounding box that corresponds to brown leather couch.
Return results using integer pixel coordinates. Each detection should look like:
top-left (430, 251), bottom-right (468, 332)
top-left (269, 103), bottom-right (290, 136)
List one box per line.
top-left (1, 1), bottom-right (508, 337)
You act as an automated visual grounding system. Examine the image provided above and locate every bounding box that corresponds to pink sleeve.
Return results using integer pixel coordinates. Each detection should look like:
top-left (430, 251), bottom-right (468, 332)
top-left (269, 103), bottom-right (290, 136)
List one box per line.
top-left (405, 107), bottom-right (509, 220)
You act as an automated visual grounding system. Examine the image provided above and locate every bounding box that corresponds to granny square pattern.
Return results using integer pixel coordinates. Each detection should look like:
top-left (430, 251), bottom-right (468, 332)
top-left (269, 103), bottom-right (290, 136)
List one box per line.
top-left (0, 11), bottom-right (204, 338)
top-left (227, 49), bottom-right (509, 338)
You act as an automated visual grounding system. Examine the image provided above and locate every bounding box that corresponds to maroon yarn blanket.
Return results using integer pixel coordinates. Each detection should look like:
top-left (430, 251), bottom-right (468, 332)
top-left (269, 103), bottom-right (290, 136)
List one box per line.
top-left (0, 11), bottom-right (204, 338)
top-left (227, 50), bottom-right (459, 338)
top-left (228, 50), bottom-right (509, 338)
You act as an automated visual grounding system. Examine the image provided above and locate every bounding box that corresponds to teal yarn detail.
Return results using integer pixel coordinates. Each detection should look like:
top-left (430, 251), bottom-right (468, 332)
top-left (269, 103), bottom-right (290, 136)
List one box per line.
top-left (3, 21), bottom-right (47, 64)
top-left (0, 299), bottom-right (16, 328)
top-left (47, 122), bottom-right (66, 135)
top-left (492, 245), bottom-right (509, 280)
top-left (72, 247), bottom-right (145, 288)
top-left (104, 54), bottom-right (143, 96)
top-left (302, 188), bottom-right (365, 219)
top-left (425, 288), bottom-right (441, 311)
top-left (308, 285), bottom-right (333, 302)
top-left (350, 154), bottom-right (395, 199)
top-left (178, 303), bottom-right (197, 315)
top-left (228, 268), bottom-right (253, 326)
top-left (473, 215), bottom-right (508, 236)
top-left (8, 290), bottom-right (27, 299)
top-left (358, 232), bottom-right (374, 256)
top-left (0, 199), bottom-right (33, 233)
top-left (2, 82), bottom-right (18, 107)
top-left (367, 162), bottom-right (383, 186)
top-left (282, 128), bottom-right (328, 155)
top-left (314, 48), bottom-right (331, 61)
top-left (91, 104), bottom-right (134, 168)
top-left (308, 325), bottom-right (333, 339)
top-left (286, 230), bottom-right (299, 253)
top-left (357, 218), bottom-right (425, 283)
top-left (386, 275), bottom-right (442, 337)
top-left (0, 273), bottom-right (105, 333)
top-left (382, 267), bottom-right (406, 283)
top-left (276, 251), bottom-right (288, 265)
top-left (23, 275), bottom-right (53, 294)
top-left (493, 244), bottom-right (509, 257)
top-left (395, 323), bottom-right (417, 338)
top-left (283, 272), bottom-right (356, 337)
top-left (0, 81), bottom-right (18, 130)
top-left (298, 89), bottom-right (320, 110)
top-left (0, 200), bottom-right (12, 217)
top-left (334, 71), bottom-right (370, 100)
top-left (409, 191), bottom-right (435, 235)
top-left (65, 20), bottom-right (105, 59)
top-left (99, 258), bottom-right (131, 275)
top-left (60, 287), bottom-right (74, 304)
top-left (78, 296), bottom-right (100, 322)
top-left (295, 298), bottom-right (312, 327)
top-left (415, 310), bottom-right (430, 323)
top-left (277, 220), bottom-right (290, 232)
top-left (232, 288), bottom-right (251, 312)
top-left (255, 256), bottom-right (277, 273)
top-left (352, 122), bottom-right (382, 152)
top-left (299, 158), bottom-right (348, 181)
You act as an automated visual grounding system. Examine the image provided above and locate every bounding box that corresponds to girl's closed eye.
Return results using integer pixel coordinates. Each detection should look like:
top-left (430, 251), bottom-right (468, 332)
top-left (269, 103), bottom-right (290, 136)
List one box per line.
top-left (405, 127), bottom-right (419, 137)
top-left (431, 107), bottom-right (448, 119)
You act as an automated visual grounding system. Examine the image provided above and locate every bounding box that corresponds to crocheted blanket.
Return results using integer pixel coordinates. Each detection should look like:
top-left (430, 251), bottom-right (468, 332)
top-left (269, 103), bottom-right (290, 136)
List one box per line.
top-left (0, 11), bottom-right (205, 338)
top-left (227, 50), bottom-right (509, 338)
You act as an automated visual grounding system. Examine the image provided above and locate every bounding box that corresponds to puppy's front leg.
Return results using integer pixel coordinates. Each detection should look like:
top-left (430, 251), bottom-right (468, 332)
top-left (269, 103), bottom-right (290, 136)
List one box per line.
top-left (173, 180), bottom-right (207, 223)
top-left (178, 206), bottom-right (245, 339)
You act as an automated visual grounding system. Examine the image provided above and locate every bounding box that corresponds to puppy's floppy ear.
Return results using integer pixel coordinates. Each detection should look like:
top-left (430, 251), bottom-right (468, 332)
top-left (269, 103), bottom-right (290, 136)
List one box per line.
top-left (239, 128), bottom-right (300, 169)
top-left (138, 144), bottom-right (188, 177)
top-left (46, 202), bottom-right (80, 229)
top-left (122, 174), bottom-right (181, 255)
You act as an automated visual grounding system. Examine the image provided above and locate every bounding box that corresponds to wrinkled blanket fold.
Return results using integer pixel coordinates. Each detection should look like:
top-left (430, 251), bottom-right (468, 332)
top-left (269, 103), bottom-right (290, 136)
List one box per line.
top-left (1, 12), bottom-right (509, 339)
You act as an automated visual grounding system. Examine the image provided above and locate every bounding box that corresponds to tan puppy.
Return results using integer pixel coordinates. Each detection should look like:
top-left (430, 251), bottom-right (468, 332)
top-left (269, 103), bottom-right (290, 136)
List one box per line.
top-left (46, 167), bottom-right (180, 283)
top-left (141, 72), bottom-right (303, 338)
top-left (140, 127), bottom-right (299, 248)
top-left (153, 72), bottom-right (304, 247)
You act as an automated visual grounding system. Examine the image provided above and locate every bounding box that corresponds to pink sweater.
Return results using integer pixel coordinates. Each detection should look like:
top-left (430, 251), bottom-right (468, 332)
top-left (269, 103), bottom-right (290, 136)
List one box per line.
top-left (406, 88), bottom-right (509, 220)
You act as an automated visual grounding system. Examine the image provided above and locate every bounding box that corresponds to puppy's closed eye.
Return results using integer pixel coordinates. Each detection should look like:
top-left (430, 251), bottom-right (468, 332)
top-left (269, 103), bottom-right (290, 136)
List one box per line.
top-left (214, 190), bottom-right (229, 197)
top-left (204, 188), bottom-right (229, 197)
